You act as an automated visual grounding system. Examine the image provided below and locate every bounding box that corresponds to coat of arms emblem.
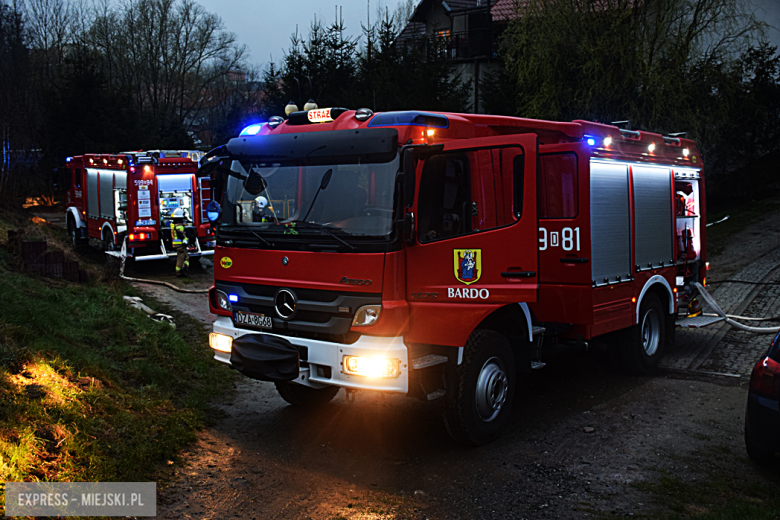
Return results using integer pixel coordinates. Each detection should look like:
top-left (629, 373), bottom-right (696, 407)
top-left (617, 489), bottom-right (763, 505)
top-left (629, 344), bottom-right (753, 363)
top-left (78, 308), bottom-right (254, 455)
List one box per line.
top-left (454, 249), bottom-right (482, 285)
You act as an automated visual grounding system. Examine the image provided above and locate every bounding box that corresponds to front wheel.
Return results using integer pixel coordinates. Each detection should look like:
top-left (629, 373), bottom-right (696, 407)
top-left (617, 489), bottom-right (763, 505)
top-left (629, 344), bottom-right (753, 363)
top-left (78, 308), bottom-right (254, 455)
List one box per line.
top-left (274, 381), bottom-right (340, 408)
top-left (622, 293), bottom-right (666, 374)
top-left (443, 329), bottom-right (516, 445)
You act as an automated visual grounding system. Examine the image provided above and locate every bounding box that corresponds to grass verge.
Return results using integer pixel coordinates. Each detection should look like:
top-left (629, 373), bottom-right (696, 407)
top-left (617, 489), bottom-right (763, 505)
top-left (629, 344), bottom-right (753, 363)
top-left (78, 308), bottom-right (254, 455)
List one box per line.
top-left (0, 211), bottom-right (235, 512)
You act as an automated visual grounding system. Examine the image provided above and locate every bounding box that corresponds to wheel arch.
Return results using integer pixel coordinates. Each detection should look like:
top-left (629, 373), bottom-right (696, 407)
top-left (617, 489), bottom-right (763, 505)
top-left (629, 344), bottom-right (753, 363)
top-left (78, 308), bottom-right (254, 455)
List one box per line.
top-left (101, 222), bottom-right (116, 244)
top-left (475, 302), bottom-right (533, 348)
top-left (66, 207), bottom-right (85, 228)
top-left (637, 275), bottom-right (674, 323)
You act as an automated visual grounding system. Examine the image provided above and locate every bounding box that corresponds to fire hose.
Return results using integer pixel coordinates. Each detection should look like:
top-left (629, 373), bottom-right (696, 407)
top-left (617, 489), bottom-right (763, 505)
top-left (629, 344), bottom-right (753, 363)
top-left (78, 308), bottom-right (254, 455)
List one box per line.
top-left (117, 240), bottom-right (210, 294)
top-left (693, 282), bottom-right (780, 334)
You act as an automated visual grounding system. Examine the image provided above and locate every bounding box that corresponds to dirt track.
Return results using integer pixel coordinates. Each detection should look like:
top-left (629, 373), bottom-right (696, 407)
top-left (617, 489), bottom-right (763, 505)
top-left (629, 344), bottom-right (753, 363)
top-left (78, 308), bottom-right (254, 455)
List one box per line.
top-left (108, 205), bottom-right (780, 519)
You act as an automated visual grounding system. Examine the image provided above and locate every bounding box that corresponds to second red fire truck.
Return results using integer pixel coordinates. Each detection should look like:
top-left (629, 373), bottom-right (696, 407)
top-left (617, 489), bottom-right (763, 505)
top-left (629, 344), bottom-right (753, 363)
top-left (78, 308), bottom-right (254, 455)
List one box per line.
top-left (202, 108), bottom-right (706, 445)
top-left (65, 150), bottom-right (216, 262)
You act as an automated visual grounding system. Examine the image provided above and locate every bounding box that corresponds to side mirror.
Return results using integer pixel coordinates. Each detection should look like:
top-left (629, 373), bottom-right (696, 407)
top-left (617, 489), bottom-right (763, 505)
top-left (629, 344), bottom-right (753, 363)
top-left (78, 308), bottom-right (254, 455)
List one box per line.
top-left (403, 148), bottom-right (416, 208)
top-left (206, 200), bottom-right (222, 223)
top-left (244, 170), bottom-right (267, 196)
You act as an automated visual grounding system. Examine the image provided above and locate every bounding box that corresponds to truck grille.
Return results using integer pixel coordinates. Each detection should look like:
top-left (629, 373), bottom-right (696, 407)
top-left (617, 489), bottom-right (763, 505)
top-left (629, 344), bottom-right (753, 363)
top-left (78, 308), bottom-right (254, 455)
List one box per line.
top-left (216, 280), bottom-right (381, 340)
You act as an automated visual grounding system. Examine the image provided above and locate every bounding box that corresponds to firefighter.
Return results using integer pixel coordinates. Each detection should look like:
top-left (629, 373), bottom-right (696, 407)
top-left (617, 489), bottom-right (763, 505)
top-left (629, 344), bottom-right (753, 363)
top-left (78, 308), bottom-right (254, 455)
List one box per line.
top-left (170, 208), bottom-right (189, 277)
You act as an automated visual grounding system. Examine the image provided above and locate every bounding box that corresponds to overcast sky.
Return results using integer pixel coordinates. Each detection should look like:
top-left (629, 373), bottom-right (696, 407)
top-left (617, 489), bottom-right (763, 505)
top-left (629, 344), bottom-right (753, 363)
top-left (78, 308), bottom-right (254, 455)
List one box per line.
top-left (194, 0), bottom-right (396, 67)
top-left (193, 0), bottom-right (780, 69)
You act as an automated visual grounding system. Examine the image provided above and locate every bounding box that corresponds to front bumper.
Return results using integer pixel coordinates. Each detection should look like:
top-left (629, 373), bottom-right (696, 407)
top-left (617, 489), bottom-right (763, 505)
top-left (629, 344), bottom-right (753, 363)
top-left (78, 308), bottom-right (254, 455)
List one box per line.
top-left (212, 316), bottom-right (409, 394)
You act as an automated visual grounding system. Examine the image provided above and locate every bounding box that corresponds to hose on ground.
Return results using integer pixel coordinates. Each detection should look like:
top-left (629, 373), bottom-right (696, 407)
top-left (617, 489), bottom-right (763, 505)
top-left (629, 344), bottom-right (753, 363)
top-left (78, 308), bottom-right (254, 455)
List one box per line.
top-left (708, 279), bottom-right (780, 286)
top-left (703, 313), bottom-right (780, 322)
top-left (693, 282), bottom-right (780, 334)
top-left (117, 241), bottom-right (209, 294)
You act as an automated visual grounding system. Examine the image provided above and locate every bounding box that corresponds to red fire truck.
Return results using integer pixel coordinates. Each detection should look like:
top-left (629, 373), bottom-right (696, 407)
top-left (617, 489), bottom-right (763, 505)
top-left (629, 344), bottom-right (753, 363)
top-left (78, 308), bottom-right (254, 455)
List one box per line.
top-left (202, 108), bottom-right (706, 444)
top-left (65, 150), bottom-right (216, 262)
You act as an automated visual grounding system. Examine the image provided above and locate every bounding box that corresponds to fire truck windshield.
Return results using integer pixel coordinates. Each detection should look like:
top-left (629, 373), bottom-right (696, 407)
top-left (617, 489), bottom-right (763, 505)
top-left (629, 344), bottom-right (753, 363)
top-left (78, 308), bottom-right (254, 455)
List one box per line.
top-left (222, 156), bottom-right (399, 239)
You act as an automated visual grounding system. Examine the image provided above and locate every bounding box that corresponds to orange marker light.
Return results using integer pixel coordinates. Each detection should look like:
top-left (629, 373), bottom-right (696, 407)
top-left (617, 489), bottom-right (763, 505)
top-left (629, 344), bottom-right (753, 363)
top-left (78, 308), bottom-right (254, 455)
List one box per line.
top-left (632, 297), bottom-right (637, 303)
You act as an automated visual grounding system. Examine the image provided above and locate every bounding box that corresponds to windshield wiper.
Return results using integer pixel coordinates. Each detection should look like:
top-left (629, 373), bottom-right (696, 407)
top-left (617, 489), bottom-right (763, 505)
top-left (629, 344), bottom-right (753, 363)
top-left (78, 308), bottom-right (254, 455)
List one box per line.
top-left (288, 221), bottom-right (356, 251)
top-left (223, 225), bottom-right (274, 247)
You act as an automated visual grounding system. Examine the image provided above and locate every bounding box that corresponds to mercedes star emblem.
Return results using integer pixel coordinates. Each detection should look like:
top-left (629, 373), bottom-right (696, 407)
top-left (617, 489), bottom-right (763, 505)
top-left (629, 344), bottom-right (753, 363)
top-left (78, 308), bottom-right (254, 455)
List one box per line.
top-left (274, 289), bottom-right (297, 320)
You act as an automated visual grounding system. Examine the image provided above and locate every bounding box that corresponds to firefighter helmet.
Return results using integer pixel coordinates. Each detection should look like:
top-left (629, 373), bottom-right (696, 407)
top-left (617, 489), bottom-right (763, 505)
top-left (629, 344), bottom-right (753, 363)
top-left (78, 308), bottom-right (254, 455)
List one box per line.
top-left (255, 196), bottom-right (268, 209)
top-left (171, 208), bottom-right (185, 219)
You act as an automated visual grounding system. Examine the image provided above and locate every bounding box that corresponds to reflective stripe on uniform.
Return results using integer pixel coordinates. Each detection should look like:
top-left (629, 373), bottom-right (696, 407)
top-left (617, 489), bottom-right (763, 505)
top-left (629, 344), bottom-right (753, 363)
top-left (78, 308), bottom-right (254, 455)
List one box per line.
top-left (171, 222), bottom-right (185, 246)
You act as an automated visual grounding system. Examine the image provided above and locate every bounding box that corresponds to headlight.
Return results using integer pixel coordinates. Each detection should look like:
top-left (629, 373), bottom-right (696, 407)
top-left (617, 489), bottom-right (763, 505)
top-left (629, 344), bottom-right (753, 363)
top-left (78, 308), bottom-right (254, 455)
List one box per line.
top-left (216, 290), bottom-right (232, 311)
top-left (352, 305), bottom-right (381, 326)
top-left (209, 333), bottom-right (233, 353)
top-left (343, 355), bottom-right (400, 378)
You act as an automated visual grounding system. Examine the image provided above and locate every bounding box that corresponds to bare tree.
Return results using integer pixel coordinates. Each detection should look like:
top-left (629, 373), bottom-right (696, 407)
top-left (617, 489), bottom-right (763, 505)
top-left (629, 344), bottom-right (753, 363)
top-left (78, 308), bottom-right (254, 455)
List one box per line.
top-left (87, 0), bottom-right (246, 134)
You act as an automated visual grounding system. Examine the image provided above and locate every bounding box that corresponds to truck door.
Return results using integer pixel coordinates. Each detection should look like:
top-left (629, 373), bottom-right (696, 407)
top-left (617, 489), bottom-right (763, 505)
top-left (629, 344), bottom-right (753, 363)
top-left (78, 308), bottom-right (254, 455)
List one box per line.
top-left (405, 135), bottom-right (538, 344)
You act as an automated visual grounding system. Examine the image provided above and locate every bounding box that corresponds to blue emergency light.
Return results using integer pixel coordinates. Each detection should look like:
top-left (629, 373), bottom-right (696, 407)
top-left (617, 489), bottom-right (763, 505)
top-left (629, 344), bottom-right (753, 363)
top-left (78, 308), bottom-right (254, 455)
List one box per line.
top-left (239, 124), bottom-right (264, 136)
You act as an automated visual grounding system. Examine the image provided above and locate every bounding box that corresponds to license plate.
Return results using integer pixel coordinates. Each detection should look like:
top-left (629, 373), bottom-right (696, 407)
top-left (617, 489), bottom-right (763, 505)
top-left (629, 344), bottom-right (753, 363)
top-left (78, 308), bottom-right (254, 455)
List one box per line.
top-left (234, 311), bottom-right (272, 329)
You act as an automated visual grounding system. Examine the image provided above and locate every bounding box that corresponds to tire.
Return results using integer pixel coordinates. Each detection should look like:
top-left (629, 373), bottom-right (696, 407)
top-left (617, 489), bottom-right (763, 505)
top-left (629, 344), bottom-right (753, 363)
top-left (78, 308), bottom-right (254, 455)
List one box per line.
top-left (622, 293), bottom-right (666, 374)
top-left (443, 329), bottom-right (516, 446)
top-left (275, 381), bottom-right (340, 408)
top-left (102, 229), bottom-right (116, 252)
top-left (745, 415), bottom-right (775, 464)
top-left (67, 216), bottom-right (85, 250)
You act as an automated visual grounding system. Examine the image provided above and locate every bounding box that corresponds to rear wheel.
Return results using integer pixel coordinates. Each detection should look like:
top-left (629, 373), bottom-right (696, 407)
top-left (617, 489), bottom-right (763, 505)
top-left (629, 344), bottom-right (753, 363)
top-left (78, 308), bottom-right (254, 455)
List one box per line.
top-left (622, 293), bottom-right (666, 374)
top-left (275, 381), bottom-right (340, 407)
top-left (443, 329), bottom-right (516, 445)
top-left (102, 229), bottom-right (116, 252)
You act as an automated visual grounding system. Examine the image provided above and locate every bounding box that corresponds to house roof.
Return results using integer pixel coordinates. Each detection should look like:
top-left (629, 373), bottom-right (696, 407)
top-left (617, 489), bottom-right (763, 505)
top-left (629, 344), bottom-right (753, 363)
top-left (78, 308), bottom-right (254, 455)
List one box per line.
top-left (395, 20), bottom-right (427, 44)
top-left (409, 0), bottom-right (520, 25)
top-left (491, 0), bottom-right (522, 22)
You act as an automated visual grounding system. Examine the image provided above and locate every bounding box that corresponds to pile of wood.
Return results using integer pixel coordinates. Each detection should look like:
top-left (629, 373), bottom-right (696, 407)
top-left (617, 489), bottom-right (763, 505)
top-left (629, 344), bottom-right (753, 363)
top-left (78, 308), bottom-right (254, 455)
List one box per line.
top-left (8, 230), bottom-right (90, 283)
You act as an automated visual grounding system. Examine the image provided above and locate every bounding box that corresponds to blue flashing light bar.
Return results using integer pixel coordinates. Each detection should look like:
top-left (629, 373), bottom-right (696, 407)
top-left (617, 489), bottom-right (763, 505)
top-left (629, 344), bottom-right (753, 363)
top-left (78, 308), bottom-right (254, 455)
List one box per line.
top-left (586, 137), bottom-right (596, 146)
top-left (239, 124), bottom-right (264, 136)
top-left (228, 294), bottom-right (239, 303)
top-left (367, 111), bottom-right (449, 129)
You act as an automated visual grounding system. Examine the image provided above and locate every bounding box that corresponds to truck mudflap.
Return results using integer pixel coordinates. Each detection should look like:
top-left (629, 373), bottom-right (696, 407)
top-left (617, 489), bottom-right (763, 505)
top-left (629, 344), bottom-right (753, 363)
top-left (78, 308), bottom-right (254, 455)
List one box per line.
top-left (230, 334), bottom-right (300, 382)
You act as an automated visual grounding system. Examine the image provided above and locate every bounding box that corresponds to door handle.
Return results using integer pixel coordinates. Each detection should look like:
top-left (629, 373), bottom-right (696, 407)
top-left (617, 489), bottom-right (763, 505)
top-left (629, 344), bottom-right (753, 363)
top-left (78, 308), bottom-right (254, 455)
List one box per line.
top-left (560, 257), bottom-right (589, 264)
top-left (501, 271), bottom-right (536, 278)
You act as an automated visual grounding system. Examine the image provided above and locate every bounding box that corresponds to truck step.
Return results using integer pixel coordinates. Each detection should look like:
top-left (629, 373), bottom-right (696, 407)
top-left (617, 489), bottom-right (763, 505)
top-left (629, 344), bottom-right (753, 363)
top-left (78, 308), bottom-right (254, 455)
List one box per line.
top-left (426, 389), bottom-right (446, 401)
top-left (531, 361), bottom-right (547, 370)
top-left (412, 354), bottom-right (448, 370)
top-left (675, 315), bottom-right (725, 328)
top-left (532, 326), bottom-right (546, 336)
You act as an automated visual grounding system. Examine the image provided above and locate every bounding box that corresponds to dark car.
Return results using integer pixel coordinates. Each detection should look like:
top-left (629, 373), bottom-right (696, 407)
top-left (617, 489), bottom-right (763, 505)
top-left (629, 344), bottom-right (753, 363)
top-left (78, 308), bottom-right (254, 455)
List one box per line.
top-left (745, 332), bottom-right (780, 463)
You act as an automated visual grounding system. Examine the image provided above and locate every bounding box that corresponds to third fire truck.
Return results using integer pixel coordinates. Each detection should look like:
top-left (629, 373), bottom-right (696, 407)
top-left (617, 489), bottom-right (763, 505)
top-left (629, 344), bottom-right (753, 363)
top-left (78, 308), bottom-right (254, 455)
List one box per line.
top-left (65, 150), bottom-right (216, 262)
top-left (202, 108), bottom-right (706, 445)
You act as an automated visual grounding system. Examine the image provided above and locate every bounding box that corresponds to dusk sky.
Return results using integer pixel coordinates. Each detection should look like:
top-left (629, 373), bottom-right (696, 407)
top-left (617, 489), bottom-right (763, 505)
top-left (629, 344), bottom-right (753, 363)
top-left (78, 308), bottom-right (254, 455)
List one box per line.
top-left (195, 0), bottom-right (396, 66)
top-left (193, 0), bottom-right (780, 69)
